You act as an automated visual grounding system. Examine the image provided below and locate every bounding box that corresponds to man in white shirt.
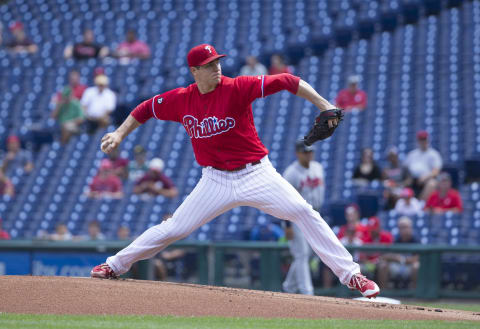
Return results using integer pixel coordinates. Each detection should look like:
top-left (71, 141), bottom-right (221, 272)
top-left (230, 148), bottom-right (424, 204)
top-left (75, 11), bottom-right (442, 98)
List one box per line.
top-left (394, 187), bottom-right (423, 216)
top-left (282, 141), bottom-right (325, 295)
top-left (404, 131), bottom-right (442, 200)
top-left (81, 74), bottom-right (116, 134)
top-left (239, 56), bottom-right (268, 76)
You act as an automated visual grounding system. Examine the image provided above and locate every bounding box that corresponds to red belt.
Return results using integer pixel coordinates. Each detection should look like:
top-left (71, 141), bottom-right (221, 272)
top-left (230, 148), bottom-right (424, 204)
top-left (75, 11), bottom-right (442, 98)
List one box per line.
top-left (213, 160), bottom-right (262, 172)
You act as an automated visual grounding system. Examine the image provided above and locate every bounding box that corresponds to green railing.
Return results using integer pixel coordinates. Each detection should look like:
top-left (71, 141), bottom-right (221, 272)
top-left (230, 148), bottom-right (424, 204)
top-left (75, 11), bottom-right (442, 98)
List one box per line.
top-left (0, 240), bottom-right (478, 299)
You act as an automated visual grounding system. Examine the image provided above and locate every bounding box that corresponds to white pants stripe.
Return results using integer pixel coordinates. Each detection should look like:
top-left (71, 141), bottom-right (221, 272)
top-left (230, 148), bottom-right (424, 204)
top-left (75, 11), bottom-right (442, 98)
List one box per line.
top-left (107, 156), bottom-right (359, 285)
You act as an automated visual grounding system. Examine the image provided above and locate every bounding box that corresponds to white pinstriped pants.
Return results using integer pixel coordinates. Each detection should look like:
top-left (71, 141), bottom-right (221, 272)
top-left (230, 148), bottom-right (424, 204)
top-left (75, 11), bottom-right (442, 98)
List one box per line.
top-left (107, 156), bottom-right (360, 285)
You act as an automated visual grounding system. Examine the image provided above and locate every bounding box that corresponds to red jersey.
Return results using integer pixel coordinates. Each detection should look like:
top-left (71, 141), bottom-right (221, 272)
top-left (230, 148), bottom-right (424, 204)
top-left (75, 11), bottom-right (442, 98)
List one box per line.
top-left (425, 189), bottom-right (463, 212)
top-left (110, 157), bottom-right (129, 171)
top-left (364, 231), bottom-right (394, 244)
top-left (337, 223), bottom-right (370, 243)
top-left (0, 230), bottom-right (10, 240)
top-left (132, 74), bottom-right (300, 170)
top-left (335, 89), bottom-right (367, 109)
top-left (136, 171), bottom-right (175, 189)
top-left (363, 230), bottom-right (393, 263)
top-left (89, 174), bottom-right (122, 193)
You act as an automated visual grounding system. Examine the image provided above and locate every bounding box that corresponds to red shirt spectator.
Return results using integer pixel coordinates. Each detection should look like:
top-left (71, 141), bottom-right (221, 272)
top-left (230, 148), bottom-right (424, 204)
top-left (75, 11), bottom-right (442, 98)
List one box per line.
top-left (337, 204), bottom-right (370, 244)
top-left (364, 217), bottom-right (394, 244)
top-left (114, 30), bottom-right (151, 61)
top-left (268, 54), bottom-right (292, 75)
top-left (88, 160), bottom-right (123, 199)
top-left (107, 148), bottom-right (129, 180)
top-left (425, 172), bottom-right (463, 213)
top-left (0, 218), bottom-right (10, 240)
top-left (52, 70), bottom-right (87, 105)
top-left (337, 223), bottom-right (369, 244)
top-left (425, 189), bottom-right (463, 213)
top-left (361, 217), bottom-right (393, 264)
top-left (335, 75), bottom-right (367, 111)
top-left (134, 158), bottom-right (178, 198)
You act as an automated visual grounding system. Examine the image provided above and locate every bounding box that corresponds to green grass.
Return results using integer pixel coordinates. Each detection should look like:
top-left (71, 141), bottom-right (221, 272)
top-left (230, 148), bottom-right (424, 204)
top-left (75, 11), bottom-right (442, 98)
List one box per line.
top-left (405, 302), bottom-right (480, 313)
top-left (0, 314), bottom-right (479, 329)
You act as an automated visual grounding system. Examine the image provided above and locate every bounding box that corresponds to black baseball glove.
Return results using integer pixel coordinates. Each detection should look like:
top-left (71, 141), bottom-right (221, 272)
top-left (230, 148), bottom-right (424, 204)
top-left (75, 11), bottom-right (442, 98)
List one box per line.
top-left (303, 109), bottom-right (344, 146)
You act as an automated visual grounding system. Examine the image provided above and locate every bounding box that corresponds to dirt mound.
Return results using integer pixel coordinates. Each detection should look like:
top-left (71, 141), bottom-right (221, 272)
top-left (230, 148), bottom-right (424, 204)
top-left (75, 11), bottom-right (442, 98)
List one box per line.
top-left (0, 276), bottom-right (478, 321)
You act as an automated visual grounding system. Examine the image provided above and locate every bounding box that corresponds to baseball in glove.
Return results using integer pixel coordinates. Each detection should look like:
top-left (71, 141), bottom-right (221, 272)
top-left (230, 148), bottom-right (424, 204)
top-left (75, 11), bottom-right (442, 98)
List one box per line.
top-left (303, 109), bottom-right (344, 146)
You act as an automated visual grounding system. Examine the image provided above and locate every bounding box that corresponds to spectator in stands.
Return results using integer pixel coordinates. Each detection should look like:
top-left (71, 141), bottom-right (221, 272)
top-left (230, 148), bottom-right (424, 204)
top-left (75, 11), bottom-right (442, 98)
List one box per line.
top-left (51, 87), bottom-right (85, 144)
top-left (128, 145), bottom-right (149, 182)
top-left (365, 216), bottom-right (394, 245)
top-left (1, 135), bottom-right (33, 175)
top-left (117, 225), bottom-right (131, 240)
top-left (64, 29), bottom-right (108, 60)
top-left (335, 75), bottom-right (367, 112)
top-left (0, 218), bottom-right (10, 240)
top-left (81, 74), bottom-right (116, 134)
top-left (87, 159), bottom-right (123, 199)
top-left (424, 172), bottom-right (463, 214)
top-left (404, 130), bottom-right (442, 201)
top-left (49, 222), bottom-right (73, 241)
top-left (0, 170), bottom-right (14, 198)
top-left (378, 216), bottom-right (419, 289)
top-left (362, 216), bottom-right (393, 279)
top-left (268, 54), bottom-right (292, 75)
top-left (382, 146), bottom-right (409, 209)
top-left (52, 70), bottom-right (87, 106)
top-left (5, 21), bottom-right (37, 54)
top-left (133, 158), bottom-right (178, 198)
top-left (352, 148), bottom-right (382, 186)
top-left (337, 204), bottom-right (369, 244)
top-left (324, 204), bottom-right (369, 288)
top-left (394, 187), bottom-right (423, 217)
top-left (338, 221), bottom-right (365, 247)
top-left (113, 30), bottom-right (151, 64)
top-left (85, 220), bottom-right (106, 241)
top-left (240, 56), bottom-right (268, 76)
top-left (107, 148), bottom-right (129, 180)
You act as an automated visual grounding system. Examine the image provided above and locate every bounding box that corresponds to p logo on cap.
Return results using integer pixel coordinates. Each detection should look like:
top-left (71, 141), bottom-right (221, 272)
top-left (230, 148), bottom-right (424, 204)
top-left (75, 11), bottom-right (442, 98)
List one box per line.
top-left (187, 44), bottom-right (226, 67)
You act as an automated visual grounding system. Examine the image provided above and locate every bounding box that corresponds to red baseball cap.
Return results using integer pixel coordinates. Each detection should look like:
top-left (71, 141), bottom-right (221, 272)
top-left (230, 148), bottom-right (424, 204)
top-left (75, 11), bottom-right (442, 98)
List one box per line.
top-left (10, 21), bottom-right (23, 31)
top-left (7, 135), bottom-right (20, 144)
top-left (94, 67), bottom-right (105, 77)
top-left (416, 130), bottom-right (429, 140)
top-left (187, 44), bottom-right (226, 67)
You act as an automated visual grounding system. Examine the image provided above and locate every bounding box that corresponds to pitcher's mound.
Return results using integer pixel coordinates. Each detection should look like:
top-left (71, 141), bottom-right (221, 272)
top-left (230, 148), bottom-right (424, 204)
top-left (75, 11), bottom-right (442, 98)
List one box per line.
top-left (0, 276), bottom-right (478, 321)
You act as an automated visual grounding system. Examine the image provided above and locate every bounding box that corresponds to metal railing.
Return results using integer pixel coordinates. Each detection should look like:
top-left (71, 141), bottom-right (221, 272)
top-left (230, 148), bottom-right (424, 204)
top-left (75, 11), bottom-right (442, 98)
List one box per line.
top-left (0, 240), bottom-right (478, 299)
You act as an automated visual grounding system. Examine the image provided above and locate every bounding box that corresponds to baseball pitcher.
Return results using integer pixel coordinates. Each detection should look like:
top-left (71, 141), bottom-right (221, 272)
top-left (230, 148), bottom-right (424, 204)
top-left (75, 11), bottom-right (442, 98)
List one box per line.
top-left (91, 44), bottom-right (379, 298)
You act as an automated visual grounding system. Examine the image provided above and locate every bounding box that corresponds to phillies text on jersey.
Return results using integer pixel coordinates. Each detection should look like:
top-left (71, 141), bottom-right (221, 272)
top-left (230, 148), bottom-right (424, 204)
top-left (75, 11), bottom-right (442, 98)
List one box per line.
top-left (182, 115), bottom-right (235, 139)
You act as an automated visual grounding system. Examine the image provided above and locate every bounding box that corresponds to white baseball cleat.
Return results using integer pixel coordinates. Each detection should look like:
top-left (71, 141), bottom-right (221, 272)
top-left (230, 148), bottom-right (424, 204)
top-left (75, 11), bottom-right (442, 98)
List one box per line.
top-left (347, 273), bottom-right (380, 298)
